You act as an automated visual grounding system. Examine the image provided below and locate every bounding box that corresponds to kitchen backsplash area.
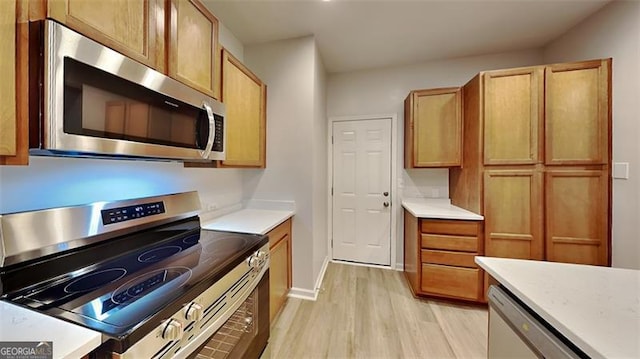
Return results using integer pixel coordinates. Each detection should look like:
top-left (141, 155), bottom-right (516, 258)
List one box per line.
top-left (400, 168), bottom-right (449, 199)
top-left (0, 156), bottom-right (243, 214)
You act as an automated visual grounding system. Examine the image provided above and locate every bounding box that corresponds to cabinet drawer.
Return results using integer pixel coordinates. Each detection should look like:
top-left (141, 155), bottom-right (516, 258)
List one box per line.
top-left (267, 219), bottom-right (291, 249)
top-left (421, 234), bottom-right (479, 252)
top-left (421, 250), bottom-right (477, 268)
top-left (421, 264), bottom-right (481, 300)
top-left (421, 219), bottom-right (479, 236)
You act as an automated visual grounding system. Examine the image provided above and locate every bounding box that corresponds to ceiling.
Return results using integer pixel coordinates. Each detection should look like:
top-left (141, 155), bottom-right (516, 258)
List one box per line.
top-left (203, 0), bottom-right (611, 73)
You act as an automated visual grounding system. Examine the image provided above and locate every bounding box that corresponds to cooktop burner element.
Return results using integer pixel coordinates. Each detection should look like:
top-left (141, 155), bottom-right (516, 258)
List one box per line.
top-left (64, 268), bottom-right (128, 294)
top-left (138, 246), bottom-right (183, 263)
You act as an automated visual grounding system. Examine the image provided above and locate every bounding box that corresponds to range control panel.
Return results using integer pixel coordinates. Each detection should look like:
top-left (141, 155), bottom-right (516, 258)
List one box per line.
top-left (101, 201), bottom-right (166, 225)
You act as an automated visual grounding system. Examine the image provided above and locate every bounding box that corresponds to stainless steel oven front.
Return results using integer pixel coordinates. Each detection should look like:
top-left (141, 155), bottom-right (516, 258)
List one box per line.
top-left (108, 245), bottom-right (270, 359)
top-left (30, 20), bottom-right (226, 161)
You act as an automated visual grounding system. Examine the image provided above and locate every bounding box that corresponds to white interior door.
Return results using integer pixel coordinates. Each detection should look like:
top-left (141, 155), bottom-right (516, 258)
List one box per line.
top-left (332, 118), bottom-right (391, 265)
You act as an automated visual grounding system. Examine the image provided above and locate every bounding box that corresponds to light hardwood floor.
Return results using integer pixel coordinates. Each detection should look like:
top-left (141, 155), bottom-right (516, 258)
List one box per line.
top-left (262, 263), bottom-right (488, 359)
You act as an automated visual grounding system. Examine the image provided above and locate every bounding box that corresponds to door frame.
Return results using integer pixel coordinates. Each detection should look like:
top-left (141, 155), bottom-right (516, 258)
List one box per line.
top-left (327, 113), bottom-right (399, 269)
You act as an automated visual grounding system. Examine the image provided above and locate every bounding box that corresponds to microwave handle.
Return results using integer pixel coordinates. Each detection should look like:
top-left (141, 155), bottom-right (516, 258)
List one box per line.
top-left (200, 103), bottom-right (216, 159)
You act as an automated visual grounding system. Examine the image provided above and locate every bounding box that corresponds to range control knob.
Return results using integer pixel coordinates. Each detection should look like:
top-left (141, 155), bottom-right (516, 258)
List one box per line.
top-left (160, 318), bottom-right (184, 341)
top-left (256, 250), bottom-right (268, 262)
top-left (247, 255), bottom-right (260, 270)
top-left (184, 302), bottom-right (204, 322)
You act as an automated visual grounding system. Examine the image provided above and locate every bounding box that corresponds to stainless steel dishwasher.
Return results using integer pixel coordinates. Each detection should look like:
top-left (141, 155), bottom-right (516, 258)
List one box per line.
top-left (487, 285), bottom-right (587, 359)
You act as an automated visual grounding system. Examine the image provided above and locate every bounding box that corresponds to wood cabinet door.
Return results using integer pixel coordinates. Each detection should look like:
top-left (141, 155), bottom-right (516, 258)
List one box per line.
top-left (220, 50), bottom-right (267, 167)
top-left (48, 0), bottom-right (164, 70)
top-left (483, 67), bottom-right (543, 165)
top-left (545, 60), bottom-right (610, 165)
top-left (545, 169), bottom-right (609, 265)
top-left (405, 87), bottom-right (462, 168)
top-left (484, 169), bottom-right (544, 260)
top-left (168, 0), bottom-right (218, 97)
top-left (269, 234), bottom-right (290, 322)
top-left (0, 0), bottom-right (17, 156)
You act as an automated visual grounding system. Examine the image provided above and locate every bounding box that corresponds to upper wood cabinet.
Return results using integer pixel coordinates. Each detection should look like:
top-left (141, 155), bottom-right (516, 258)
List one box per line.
top-left (0, 0), bottom-right (17, 157)
top-left (0, 0), bottom-right (29, 166)
top-left (404, 87), bottom-right (462, 168)
top-left (47, 0), bottom-right (165, 70)
top-left (167, 0), bottom-right (219, 98)
top-left (483, 67), bottom-right (543, 165)
top-left (545, 60), bottom-right (610, 165)
top-left (219, 49), bottom-right (267, 168)
top-left (545, 169), bottom-right (609, 265)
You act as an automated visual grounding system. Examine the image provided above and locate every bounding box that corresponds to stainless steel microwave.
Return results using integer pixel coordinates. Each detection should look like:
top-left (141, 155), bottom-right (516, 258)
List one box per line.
top-left (29, 20), bottom-right (225, 161)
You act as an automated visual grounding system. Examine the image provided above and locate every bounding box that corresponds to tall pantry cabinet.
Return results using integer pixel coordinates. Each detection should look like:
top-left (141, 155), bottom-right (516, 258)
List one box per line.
top-left (450, 59), bottom-right (611, 267)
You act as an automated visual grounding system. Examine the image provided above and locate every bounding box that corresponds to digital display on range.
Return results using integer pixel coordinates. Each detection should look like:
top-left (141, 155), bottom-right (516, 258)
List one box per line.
top-left (102, 201), bottom-right (166, 225)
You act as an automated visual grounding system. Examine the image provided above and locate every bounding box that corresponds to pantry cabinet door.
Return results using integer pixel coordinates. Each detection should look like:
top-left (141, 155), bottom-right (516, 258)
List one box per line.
top-left (48, 0), bottom-right (164, 70)
top-left (483, 67), bottom-right (543, 165)
top-left (545, 59), bottom-right (610, 165)
top-left (546, 170), bottom-right (609, 266)
top-left (168, 0), bottom-right (219, 97)
top-left (484, 169), bottom-right (544, 260)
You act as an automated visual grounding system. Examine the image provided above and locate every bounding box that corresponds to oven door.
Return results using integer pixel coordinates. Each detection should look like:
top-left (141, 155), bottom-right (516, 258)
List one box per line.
top-left (189, 272), bottom-right (269, 359)
top-left (34, 20), bottom-right (226, 161)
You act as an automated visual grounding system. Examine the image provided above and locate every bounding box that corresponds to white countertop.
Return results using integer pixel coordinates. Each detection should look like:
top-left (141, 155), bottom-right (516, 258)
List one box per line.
top-left (402, 198), bottom-right (483, 220)
top-left (0, 301), bottom-right (101, 358)
top-left (476, 257), bottom-right (640, 359)
top-left (201, 209), bottom-right (294, 235)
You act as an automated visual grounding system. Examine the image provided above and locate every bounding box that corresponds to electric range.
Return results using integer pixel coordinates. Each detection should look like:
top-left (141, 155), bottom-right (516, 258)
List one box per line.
top-left (0, 192), bottom-right (269, 358)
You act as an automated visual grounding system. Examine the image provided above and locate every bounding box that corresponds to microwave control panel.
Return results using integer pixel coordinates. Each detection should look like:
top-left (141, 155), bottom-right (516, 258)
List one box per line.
top-left (102, 201), bottom-right (166, 225)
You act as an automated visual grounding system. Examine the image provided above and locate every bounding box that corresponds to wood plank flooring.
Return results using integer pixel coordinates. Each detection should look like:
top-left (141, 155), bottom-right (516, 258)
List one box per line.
top-left (262, 263), bottom-right (488, 359)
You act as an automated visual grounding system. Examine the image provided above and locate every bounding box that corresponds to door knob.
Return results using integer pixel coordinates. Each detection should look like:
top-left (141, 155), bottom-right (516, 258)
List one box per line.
top-left (383, 192), bottom-right (389, 197)
top-left (383, 202), bottom-right (389, 207)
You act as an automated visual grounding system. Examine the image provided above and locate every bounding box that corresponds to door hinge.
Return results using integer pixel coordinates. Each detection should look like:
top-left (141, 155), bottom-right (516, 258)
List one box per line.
top-left (331, 136), bottom-right (334, 144)
top-left (331, 187), bottom-right (333, 196)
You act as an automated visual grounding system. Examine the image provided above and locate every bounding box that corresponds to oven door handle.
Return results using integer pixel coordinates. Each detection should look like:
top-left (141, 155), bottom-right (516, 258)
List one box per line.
top-left (200, 102), bottom-right (215, 159)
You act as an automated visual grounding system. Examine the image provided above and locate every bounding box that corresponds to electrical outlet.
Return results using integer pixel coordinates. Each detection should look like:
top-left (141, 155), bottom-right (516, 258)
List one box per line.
top-left (613, 162), bottom-right (629, 179)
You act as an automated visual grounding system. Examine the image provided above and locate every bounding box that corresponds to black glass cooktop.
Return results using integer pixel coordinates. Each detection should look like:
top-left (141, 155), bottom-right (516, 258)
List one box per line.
top-left (0, 217), bottom-right (267, 341)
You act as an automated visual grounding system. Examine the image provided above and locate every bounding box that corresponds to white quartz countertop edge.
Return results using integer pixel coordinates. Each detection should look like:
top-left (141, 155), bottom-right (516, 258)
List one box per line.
top-left (402, 198), bottom-right (483, 220)
top-left (476, 256), bottom-right (640, 359)
top-left (0, 301), bottom-right (101, 358)
top-left (201, 208), bottom-right (295, 235)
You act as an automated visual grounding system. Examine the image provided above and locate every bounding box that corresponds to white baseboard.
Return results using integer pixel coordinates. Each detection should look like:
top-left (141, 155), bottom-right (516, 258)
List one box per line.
top-left (395, 262), bottom-right (404, 271)
top-left (287, 256), bottom-right (330, 302)
top-left (314, 256), bottom-right (330, 291)
top-left (288, 287), bottom-right (318, 301)
top-left (331, 259), bottom-right (393, 270)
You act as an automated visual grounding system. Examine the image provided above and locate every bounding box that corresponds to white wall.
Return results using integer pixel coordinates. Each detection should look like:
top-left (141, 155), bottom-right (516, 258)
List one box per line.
top-left (0, 157), bottom-right (243, 214)
top-left (327, 49), bottom-right (544, 266)
top-left (312, 47), bottom-right (328, 285)
top-left (543, 0), bottom-right (640, 269)
top-left (219, 22), bottom-right (244, 61)
top-left (244, 36), bottom-right (328, 294)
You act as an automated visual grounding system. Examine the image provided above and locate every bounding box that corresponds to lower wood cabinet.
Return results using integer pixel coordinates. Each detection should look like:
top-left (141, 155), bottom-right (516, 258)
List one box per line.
top-left (404, 210), bottom-right (485, 302)
top-left (268, 218), bottom-right (292, 322)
